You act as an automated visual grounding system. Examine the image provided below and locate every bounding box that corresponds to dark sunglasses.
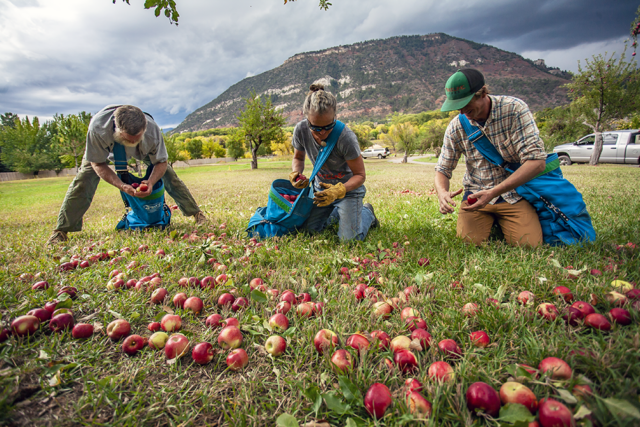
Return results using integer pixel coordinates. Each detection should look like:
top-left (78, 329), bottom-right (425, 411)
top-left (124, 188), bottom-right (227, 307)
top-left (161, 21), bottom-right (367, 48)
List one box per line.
top-left (307, 118), bottom-right (336, 132)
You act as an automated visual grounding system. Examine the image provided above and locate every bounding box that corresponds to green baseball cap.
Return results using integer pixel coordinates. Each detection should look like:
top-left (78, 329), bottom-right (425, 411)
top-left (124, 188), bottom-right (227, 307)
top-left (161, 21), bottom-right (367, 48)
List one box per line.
top-left (441, 69), bottom-right (485, 112)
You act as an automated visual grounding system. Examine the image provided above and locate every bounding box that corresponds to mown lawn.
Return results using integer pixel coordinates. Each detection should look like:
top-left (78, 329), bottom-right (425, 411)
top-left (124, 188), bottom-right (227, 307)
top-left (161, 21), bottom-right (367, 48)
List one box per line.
top-left (0, 161), bottom-right (639, 426)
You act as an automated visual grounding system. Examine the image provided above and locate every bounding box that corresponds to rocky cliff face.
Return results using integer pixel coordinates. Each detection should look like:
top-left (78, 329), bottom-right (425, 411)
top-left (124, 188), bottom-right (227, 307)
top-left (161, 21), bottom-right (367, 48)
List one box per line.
top-left (173, 33), bottom-right (570, 132)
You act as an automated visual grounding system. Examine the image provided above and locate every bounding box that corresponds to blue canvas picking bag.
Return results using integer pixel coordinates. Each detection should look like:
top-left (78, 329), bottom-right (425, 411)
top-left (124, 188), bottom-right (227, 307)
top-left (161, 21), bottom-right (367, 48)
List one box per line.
top-left (113, 142), bottom-right (171, 231)
top-left (246, 121), bottom-right (345, 239)
top-left (458, 114), bottom-right (596, 246)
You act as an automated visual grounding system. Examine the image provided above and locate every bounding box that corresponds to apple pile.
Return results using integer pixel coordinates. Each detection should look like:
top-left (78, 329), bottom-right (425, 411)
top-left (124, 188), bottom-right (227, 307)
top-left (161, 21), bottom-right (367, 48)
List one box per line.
top-left (279, 193), bottom-right (299, 203)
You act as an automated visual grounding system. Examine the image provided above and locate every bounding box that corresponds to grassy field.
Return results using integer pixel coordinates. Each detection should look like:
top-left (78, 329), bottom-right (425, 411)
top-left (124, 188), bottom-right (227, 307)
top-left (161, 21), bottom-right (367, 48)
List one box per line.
top-left (0, 160), bottom-right (639, 426)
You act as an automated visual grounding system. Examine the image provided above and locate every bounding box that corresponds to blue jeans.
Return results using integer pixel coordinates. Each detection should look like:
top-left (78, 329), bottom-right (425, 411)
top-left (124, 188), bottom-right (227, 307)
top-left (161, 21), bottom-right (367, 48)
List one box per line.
top-left (302, 185), bottom-right (375, 241)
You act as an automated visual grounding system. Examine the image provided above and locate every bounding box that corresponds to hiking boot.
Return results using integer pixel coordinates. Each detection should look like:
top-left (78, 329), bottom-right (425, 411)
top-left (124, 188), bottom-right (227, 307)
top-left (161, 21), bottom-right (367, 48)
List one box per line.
top-left (364, 203), bottom-right (380, 228)
top-left (193, 211), bottom-right (207, 226)
top-left (46, 230), bottom-right (68, 246)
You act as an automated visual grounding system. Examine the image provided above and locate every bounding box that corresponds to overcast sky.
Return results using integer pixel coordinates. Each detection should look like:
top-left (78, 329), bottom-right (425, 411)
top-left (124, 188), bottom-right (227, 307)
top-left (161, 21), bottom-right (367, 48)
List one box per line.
top-left (0, 0), bottom-right (636, 128)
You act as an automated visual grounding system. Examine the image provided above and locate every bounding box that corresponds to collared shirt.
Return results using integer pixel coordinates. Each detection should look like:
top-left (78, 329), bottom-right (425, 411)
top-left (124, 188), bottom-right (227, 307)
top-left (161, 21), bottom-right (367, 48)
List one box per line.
top-left (435, 95), bottom-right (546, 205)
top-left (84, 105), bottom-right (168, 165)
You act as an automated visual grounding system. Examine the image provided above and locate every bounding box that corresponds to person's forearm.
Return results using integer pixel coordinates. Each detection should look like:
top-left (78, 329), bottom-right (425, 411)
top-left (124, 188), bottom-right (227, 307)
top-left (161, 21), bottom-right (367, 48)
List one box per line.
top-left (292, 158), bottom-right (305, 173)
top-left (91, 162), bottom-right (125, 190)
top-left (344, 174), bottom-right (365, 193)
top-left (487, 160), bottom-right (545, 198)
top-left (148, 162), bottom-right (167, 187)
top-left (434, 171), bottom-right (451, 195)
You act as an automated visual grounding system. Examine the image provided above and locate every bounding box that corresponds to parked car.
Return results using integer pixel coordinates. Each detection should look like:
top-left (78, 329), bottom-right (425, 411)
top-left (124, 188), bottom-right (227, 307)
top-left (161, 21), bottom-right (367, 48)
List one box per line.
top-left (553, 130), bottom-right (640, 165)
top-left (362, 147), bottom-right (390, 159)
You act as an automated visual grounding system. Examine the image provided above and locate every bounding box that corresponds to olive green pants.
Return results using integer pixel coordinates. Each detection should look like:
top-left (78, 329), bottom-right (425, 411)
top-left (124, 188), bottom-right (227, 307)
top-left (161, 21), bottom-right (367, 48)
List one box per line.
top-left (55, 157), bottom-right (200, 233)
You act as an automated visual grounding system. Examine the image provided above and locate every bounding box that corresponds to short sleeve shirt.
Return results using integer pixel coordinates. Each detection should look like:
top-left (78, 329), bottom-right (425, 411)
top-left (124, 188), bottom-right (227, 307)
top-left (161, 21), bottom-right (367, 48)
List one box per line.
top-left (291, 120), bottom-right (361, 188)
top-left (84, 105), bottom-right (168, 165)
top-left (434, 95), bottom-right (547, 204)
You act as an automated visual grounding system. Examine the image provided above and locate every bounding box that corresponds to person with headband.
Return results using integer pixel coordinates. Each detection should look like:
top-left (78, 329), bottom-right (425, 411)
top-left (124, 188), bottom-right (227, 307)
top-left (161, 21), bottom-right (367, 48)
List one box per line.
top-left (289, 84), bottom-right (379, 241)
top-left (47, 105), bottom-right (206, 246)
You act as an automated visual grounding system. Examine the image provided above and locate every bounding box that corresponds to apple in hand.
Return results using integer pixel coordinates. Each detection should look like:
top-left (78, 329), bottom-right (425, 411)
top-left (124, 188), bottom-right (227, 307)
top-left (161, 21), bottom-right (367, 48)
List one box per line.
top-left (466, 382), bottom-right (501, 417)
top-left (106, 319), bottom-right (131, 340)
top-left (364, 383), bottom-right (393, 419)
top-left (265, 335), bottom-right (287, 356)
top-left (165, 333), bottom-right (189, 359)
top-left (122, 334), bottom-right (145, 356)
top-left (218, 325), bottom-right (243, 350)
top-left (314, 329), bottom-right (338, 355)
top-left (500, 382), bottom-right (538, 414)
top-left (149, 331), bottom-right (169, 349)
top-left (192, 342), bottom-right (215, 365)
top-left (160, 314), bottom-right (182, 332)
top-left (72, 323), bottom-right (94, 339)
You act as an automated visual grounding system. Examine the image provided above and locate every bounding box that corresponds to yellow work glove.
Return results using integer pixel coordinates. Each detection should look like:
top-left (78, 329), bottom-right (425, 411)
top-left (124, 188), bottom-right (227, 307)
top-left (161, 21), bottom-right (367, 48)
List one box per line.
top-left (289, 171), bottom-right (309, 189)
top-left (313, 182), bottom-right (346, 207)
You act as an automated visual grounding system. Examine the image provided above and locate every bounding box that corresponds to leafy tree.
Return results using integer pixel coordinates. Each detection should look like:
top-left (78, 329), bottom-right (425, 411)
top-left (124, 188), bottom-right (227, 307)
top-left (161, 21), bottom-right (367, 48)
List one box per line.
top-left (389, 122), bottom-right (419, 163)
top-left (565, 47), bottom-right (640, 165)
top-left (226, 129), bottom-right (246, 160)
top-left (54, 112), bottom-right (91, 170)
top-left (0, 113), bottom-right (19, 172)
top-left (0, 116), bottom-right (62, 174)
top-left (272, 132), bottom-right (294, 156)
top-left (419, 117), bottom-right (450, 153)
top-left (237, 92), bottom-right (286, 169)
top-left (534, 106), bottom-right (591, 151)
top-left (185, 137), bottom-right (203, 159)
top-left (116, 0), bottom-right (330, 25)
top-left (350, 124), bottom-right (372, 151)
top-left (164, 133), bottom-right (190, 166)
top-left (202, 136), bottom-right (227, 158)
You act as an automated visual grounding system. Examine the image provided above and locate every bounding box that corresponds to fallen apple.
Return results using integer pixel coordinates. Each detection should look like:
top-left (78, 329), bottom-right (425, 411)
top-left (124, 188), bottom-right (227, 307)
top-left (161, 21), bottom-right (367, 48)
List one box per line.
top-left (407, 391), bottom-right (432, 418)
top-left (571, 301), bottom-right (596, 318)
top-left (346, 333), bottom-right (370, 351)
top-left (438, 339), bottom-right (462, 359)
top-left (466, 382), bottom-right (501, 417)
top-left (584, 313), bottom-right (611, 331)
top-left (106, 319), bottom-right (131, 340)
top-left (184, 297), bottom-right (204, 314)
top-left (217, 325), bottom-right (243, 350)
top-left (394, 349), bottom-right (418, 373)
top-left (205, 314), bottom-right (223, 328)
top-left (122, 334), bottom-right (145, 356)
top-left (552, 286), bottom-right (573, 303)
top-left (265, 335), bottom-right (287, 356)
top-left (49, 313), bottom-right (75, 333)
top-left (411, 328), bottom-right (431, 350)
top-left (268, 313), bottom-right (289, 332)
top-left (226, 348), bottom-right (249, 371)
top-left (314, 329), bottom-right (338, 355)
top-left (538, 357), bottom-right (572, 380)
top-left (72, 323), bottom-right (94, 339)
top-left (364, 383), bottom-right (393, 419)
top-left (608, 308), bottom-right (632, 325)
top-left (192, 342), bottom-right (215, 365)
top-left (428, 361), bottom-right (454, 383)
top-left (149, 331), bottom-right (169, 349)
top-left (370, 330), bottom-right (390, 350)
top-left (330, 349), bottom-right (353, 373)
top-left (469, 331), bottom-right (490, 348)
top-left (500, 381), bottom-right (538, 414)
top-left (160, 314), bottom-right (182, 332)
top-left (165, 333), bottom-right (189, 359)
top-left (538, 398), bottom-right (574, 427)
top-left (11, 315), bottom-right (40, 337)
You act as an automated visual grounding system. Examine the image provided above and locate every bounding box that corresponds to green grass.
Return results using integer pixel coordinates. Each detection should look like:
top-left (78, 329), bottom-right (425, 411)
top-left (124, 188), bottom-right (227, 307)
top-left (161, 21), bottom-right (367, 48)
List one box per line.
top-left (410, 156), bottom-right (438, 163)
top-left (0, 161), bottom-right (639, 426)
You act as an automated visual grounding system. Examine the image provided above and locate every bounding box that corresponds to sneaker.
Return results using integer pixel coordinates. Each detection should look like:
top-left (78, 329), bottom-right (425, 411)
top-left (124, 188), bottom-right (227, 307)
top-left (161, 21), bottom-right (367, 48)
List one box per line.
top-left (193, 211), bottom-right (207, 226)
top-left (364, 203), bottom-right (380, 228)
top-left (46, 230), bottom-right (68, 246)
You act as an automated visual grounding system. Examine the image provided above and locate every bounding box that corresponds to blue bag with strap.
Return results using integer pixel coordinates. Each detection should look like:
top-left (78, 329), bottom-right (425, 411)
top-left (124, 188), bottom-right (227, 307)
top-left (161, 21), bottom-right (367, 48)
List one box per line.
top-left (113, 142), bottom-right (171, 231)
top-left (246, 121), bottom-right (345, 239)
top-left (458, 114), bottom-right (596, 246)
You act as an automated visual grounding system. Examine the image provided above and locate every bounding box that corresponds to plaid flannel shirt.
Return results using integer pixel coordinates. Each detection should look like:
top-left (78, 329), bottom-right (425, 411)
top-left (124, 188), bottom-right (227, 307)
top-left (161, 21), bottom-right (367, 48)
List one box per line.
top-left (435, 95), bottom-right (547, 205)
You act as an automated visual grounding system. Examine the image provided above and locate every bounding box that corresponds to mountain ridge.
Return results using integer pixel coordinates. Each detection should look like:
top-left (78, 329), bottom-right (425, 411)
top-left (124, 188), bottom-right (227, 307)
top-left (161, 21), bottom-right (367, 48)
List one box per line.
top-left (173, 33), bottom-right (571, 133)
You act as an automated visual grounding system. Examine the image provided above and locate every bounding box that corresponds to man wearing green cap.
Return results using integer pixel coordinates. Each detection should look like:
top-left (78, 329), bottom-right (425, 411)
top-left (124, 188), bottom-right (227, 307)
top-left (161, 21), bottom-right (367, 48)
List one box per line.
top-left (434, 69), bottom-right (546, 247)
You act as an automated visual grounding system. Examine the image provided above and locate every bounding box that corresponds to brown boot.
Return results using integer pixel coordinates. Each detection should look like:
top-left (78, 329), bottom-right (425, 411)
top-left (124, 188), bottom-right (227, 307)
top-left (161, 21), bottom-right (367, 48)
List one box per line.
top-left (193, 211), bottom-right (207, 226)
top-left (46, 230), bottom-right (68, 247)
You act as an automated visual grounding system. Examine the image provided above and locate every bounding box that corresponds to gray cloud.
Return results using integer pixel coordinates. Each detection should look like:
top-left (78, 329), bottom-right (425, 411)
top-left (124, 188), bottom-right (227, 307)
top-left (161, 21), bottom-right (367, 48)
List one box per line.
top-left (0, 0), bottom-right (637, 127)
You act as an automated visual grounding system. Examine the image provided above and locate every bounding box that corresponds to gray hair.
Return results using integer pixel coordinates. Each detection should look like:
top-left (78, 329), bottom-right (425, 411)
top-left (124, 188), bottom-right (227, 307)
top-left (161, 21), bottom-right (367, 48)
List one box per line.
top-left (303, 84), bottom-right (337, 116)
top-left (114, 105), bottom-right (147, 135)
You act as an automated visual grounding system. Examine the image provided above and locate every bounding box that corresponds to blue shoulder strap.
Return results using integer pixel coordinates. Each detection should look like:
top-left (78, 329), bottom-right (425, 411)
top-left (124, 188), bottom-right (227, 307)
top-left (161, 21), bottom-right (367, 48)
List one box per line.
top-left (308, 120), bottom-right (345, 182)
top-left (458, 114), bottom-right (507, 168)
top-left (112, 142), bottom-right (129, 174)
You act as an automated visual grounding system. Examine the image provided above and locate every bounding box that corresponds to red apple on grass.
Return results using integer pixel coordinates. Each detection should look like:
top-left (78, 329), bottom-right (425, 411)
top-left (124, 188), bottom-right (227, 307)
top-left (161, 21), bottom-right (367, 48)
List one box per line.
top-left (217, 293), bottom-right (235, 308)
top-left (11, 315), bottom-right (40, 337)
top-left (370, 330), bottom-right (390, 350)
top-left (411, 328), bottom-right (432, 350)
top-left (27, 308), bottom-right (51, 322)
top-left (537, 303), bottom-right (559, 321)
top-left (404, 378), bottom-right (424, 394)
top-left (605, 291), bottom-right (628, 307)
top-left (150, 288), bottom-right (168, 304)
top-left (72, 323), bottom-right (94, 339)
top-left (268, 313), bottom-right (289, 332)
top-left (331, 349), bottom-right (353, 373)
top-left (428, 361), bottom-right (454, 383)
top-left (314, 329), bottom-right (338, 355)
top-left (364, 383), bottom-right (393, 419)
top-left (122, 334), bottom-right (145, 355)
top-left (50, 313), bottom-right (75, 333)
top-left (553, 286), bottom-right (573, 303)
top-left (466, 382), bottom-right (501, 417)
top-left (200, 276), bottom-right (215, 289)
top-left (571, 301), bottom-right (595, 317)
top-left (405, 317), bottom-right (427, 331)
top-left (280, 291), bottom-right (296, 305)
top-left (390, 335), bottom-right (412, 353)
top-left (275, 301), bottom-right (291, 315)
top-left (538, 398), bottom-right (574, 427)
top-left (438, 339), bottom-right (462, 359)
top-left (223, 317), bottom-right (239, 328)
top-left (44, 300), bottom-right (58, 313)
top-left (218, 325), bottom-right (243, 350)
top-left (184, 297), bottom-right (204, 314)
top-left (106, 319), bottom-right (130, 340)
top-left (372, 301), bottom-right (393, 318)
top-left (394, 349), bottom-right (418, 373)
top-left (147, 322), bottom-right (161, 332)
top-left (192, 342), bottom-right (215, 364)
top-left (165, 333), bottom-right (189, 359)
top-left (149, 331), bottom-right (169, 349)
top-left (518, 291), bottom-right (535, 305)
top-left (584, 313), bottom-right (611, 331)
top-left (562, 307), bottom-right (583, 326)
top-left (400, 307), bottom-right (419, 322)
top-left (608, 308), bottom-right (632, 325)
top-left (346, 333), bottom-right (370, 351)
top-left (31, 281), bottom-right (49, 291)
top-left (265, 335), bottom-right (287, 356)
top-left (470, 331), bottom-right (490, 348)
top-left (160, 314), bottom-right (182, 332)
top-left (538, 357), bottom-right (572, 380)
top-left (407, 391), bottom-right (432, 418)
top-left (500, 382), bottom-right (538, 413)
top-left (462, 302), bottom-right (479, 317)
top-left (226, 348), bottom-right (249, 371)
top-left (173, 293), bottom-right (187, 308)
top-left (231, 297), bottom-right (249, 312)
top-left (296, 302), bottom-right (314, 318)
top-left (206, 314), bottom-right (223, 328)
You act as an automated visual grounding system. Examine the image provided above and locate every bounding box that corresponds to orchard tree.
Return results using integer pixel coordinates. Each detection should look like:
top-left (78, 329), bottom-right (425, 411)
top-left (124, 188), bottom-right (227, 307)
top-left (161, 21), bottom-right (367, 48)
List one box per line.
top-left (350, 124), bottom-right (372, 151)
top-left (164, 133), bottom-right (190, 166)
top-left (237, 91), bottom-right (286, 169)
top-left (115, 0), bottom-right (331, 25)
top-left (226, 130), bottom-right (246, 160)
top-left (0, 116), bottom-right (62, 174)
top-left (389, 122), bottom-right (419, 163)
top-left (565, 48), bottom-right (640, 165)
top-left (54, 112), bottom-right (91, 170)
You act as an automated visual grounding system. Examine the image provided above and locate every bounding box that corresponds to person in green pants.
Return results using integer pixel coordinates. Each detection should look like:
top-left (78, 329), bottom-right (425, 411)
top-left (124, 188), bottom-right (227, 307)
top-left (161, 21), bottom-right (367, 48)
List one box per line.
top-left (47, 105), bottom-right (206, 246)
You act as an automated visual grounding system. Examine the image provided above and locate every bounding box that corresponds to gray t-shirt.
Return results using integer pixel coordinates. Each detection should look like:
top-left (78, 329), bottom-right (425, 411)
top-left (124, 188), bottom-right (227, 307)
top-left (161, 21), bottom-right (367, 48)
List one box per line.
top-left (84, 105), bottom-right (168, 165)
top-left (291, 120), bottom-right (361, 188)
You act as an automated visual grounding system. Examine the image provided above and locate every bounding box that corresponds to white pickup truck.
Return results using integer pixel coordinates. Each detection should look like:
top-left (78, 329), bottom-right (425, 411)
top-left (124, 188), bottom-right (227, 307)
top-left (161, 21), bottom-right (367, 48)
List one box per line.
top-left (553, 130), bottom-right (640, 165)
